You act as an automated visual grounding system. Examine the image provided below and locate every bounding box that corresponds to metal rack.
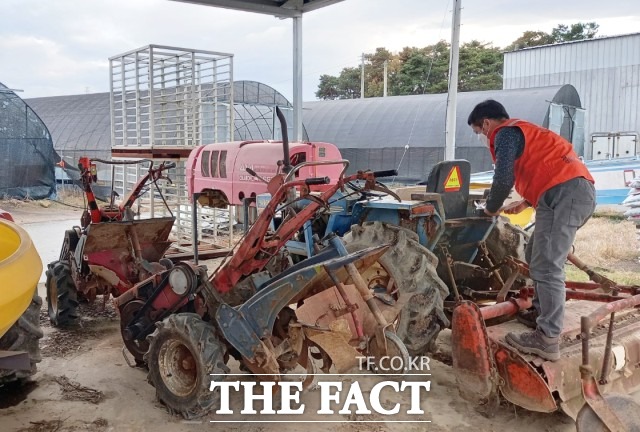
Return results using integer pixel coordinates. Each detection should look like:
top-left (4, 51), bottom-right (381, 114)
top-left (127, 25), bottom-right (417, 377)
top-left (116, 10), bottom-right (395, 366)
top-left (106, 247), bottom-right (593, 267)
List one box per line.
top-left (110, 45), bottom-right (235, 253)
top-left (110, 45), bottom-right (234, 149)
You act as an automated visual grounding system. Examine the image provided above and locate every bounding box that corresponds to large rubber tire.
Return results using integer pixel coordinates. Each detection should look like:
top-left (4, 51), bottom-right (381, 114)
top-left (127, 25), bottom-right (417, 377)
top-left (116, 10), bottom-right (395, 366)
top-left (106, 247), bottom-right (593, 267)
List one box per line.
top-left (343, 222), bottom-right (449, 355)
top-left (45, 260), bottom-right (79, 327)
top-left (145, 313), bottom-right (229, 419)
top-left (0, 294), bottom-right (44, 383)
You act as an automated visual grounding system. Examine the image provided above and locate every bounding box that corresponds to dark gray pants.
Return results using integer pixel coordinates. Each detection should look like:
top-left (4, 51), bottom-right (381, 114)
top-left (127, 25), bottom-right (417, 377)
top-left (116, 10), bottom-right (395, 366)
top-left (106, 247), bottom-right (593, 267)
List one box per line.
top-left (525, 177), bottom-right (596, 338)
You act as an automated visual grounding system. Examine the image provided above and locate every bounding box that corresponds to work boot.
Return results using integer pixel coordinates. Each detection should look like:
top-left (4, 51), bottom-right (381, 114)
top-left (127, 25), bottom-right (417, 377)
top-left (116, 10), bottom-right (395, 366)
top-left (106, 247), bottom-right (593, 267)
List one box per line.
top-left (505, 329), bottom-right (560, 362)
top-left (516, 307), bottom-right (538, 329)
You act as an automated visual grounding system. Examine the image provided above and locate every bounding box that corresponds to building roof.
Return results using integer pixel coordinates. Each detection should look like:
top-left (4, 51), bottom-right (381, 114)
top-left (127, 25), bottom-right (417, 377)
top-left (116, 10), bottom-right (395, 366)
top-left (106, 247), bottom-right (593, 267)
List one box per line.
top-left (505, 32), bottom-right (640, 54)
top-left (25, 92), bottom-right (111, 154)
top-left (301, 85), bottom-right (580, 150)
top-left (24, 80), bottom-right (297, 156)
top-left (170, 0), bottom-right (344, 17)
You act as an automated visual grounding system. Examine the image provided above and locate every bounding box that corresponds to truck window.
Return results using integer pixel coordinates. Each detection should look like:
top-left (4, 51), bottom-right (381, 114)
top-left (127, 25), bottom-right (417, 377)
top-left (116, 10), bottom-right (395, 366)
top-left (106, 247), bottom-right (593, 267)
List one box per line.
top-left (291, 152), bottom-right (306, 177)
top-left (201, 150), bottom-right (211, 177)
top-left (220, 150), bottom-right (228, 178)
top-left (211, 150), bottom-right (219, 177)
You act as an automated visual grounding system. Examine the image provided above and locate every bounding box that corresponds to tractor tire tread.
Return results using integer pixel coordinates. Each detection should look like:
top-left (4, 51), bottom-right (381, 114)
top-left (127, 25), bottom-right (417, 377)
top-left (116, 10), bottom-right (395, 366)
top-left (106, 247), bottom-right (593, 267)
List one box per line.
top-left (45, 260), bottom-right (79, 327)
top-left (0, 294), bottom-right (44, 383)
top-left (145, 313), bottom-right (229, 419)
top-left (343, 221), bottom-right (448, 355)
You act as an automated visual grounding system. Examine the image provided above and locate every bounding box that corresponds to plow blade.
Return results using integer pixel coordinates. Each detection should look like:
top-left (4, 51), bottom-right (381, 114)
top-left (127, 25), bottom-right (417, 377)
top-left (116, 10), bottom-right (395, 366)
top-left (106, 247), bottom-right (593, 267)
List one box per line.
top-left (452, 299), bottom-right (640, 418)
top-left (451, 301), bottom-right (497, 405)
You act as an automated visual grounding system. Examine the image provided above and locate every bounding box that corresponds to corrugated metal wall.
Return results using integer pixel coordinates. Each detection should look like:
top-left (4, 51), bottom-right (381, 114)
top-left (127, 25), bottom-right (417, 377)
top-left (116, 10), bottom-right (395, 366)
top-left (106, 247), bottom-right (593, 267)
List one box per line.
top-left (503, 33), bottom-right (640, 158)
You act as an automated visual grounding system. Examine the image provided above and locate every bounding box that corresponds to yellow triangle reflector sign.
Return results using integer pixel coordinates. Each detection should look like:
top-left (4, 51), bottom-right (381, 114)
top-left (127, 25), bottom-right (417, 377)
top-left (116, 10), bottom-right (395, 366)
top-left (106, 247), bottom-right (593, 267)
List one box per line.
top-left (444, 166), bottom-right (462, 192)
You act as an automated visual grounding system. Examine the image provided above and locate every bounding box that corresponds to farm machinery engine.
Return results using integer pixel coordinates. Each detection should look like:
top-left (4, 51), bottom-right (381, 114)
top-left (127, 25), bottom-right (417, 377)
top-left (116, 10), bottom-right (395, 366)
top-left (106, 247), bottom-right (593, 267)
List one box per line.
top-left (45, 158), bottom-right (176, 327)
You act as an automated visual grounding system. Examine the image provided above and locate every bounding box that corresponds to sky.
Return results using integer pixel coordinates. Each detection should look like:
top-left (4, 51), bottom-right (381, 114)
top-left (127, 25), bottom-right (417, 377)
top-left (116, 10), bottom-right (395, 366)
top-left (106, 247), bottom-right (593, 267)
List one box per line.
top-left (1, 0), bottom-right (638, 101)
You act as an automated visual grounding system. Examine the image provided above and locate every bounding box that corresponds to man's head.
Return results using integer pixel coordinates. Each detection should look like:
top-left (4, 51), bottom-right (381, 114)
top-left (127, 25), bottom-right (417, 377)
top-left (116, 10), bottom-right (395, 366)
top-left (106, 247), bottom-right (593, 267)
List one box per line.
top-left (467, 100), bottom-right (510, 146)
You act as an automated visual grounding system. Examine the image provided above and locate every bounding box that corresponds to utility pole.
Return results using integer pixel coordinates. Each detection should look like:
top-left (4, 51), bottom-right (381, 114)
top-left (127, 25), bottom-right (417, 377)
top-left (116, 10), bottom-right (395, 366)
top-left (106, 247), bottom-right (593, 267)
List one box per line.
top-left (445, 0), bottom-right (462, 160)
top-left (360, 53), bottom-right (365, 99)
top-left (383, 60), bottom-right (388, 97)
top-left (293, 15), bottom-right (303, 141)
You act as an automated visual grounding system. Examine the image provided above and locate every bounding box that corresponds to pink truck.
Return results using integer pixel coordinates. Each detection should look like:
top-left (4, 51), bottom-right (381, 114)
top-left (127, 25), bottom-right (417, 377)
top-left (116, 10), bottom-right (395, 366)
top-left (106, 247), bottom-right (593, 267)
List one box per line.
top-left (186, 140), bottom-right (344, 209)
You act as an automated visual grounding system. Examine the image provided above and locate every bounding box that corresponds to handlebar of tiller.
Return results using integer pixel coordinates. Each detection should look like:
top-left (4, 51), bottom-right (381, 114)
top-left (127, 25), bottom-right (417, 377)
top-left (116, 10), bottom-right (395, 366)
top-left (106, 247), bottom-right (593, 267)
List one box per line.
top-left (284, 159), bottom-right (350, 183)
top-left (305, 177), bottom-right (330, 186)
top-left (372, 169), bottom-right (398, 178)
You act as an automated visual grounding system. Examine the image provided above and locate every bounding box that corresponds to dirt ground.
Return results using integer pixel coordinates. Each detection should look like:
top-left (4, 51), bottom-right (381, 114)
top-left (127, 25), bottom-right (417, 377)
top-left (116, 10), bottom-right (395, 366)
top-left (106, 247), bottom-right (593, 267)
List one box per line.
top-left (1, 201), bottom-right (638, 432)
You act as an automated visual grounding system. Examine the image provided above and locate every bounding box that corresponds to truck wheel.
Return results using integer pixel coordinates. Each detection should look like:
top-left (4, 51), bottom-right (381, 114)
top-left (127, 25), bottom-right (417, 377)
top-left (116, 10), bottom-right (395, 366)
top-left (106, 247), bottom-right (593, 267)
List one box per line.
top-left (0, 294), bottom-right (44, 383)
top-left (343, 221), bottom-right (449, 355)
top-left (145, 313), bottom-right (229, 419)
top-left (45, 260), bottom-right (79, 326)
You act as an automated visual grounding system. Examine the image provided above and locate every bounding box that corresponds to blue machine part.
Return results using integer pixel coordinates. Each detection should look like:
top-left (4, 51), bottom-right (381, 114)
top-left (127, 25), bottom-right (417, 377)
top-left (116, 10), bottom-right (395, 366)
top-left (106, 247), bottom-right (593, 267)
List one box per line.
top-left (351, 198), bottom-right (444, 251)
top-left (214, 243), bottom-right (388, 361)
top-left (258, 190), bottom-right (447, 255)
top-left (323, 190), bottom-right (355, 237)
top-left (256, 190), bottom-right (356, 257)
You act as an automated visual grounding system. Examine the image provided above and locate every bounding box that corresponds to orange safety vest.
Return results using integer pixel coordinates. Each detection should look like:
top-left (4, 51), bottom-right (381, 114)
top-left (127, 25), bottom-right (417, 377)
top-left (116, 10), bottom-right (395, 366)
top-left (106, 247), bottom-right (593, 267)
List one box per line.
top-left (489, 119), bottom-right (594, 208)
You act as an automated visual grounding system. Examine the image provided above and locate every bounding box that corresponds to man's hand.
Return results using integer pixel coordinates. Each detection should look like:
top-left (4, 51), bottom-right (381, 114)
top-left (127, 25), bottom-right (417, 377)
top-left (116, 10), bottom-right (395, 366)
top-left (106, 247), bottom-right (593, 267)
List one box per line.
top-left (500, 199), bottom-right (530, 215)
top-left (483, 207), bottom-right (501, 217)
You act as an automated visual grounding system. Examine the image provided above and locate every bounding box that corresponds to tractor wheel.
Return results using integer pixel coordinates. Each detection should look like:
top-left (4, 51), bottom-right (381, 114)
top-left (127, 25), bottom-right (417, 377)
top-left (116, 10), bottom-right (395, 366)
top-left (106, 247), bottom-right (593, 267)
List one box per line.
top-left (343, 221), bottom-right (449, 355)
top-left (145, 313), bottom-right (229, 419)
top-left (45, 260), bottom-right (79, 326)
top-left (0, 293), bottom-right (44, 384)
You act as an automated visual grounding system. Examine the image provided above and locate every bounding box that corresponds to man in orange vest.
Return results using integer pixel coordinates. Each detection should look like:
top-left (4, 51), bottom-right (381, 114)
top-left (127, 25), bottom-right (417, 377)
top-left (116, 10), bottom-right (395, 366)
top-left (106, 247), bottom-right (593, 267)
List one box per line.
top-left (468, 99), bottom-right (595, 361)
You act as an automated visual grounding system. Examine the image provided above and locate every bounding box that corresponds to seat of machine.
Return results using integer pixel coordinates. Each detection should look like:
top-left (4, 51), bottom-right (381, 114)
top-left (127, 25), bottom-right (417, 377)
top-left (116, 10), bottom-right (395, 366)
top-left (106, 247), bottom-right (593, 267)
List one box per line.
top-left (425, 160), bottom-right (471, 219)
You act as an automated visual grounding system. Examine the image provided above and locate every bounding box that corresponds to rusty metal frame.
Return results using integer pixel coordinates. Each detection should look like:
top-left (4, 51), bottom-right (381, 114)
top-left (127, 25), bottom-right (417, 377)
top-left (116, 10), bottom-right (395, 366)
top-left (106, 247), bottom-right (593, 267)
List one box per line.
top-left (578, 294), bottom-right (640, 431)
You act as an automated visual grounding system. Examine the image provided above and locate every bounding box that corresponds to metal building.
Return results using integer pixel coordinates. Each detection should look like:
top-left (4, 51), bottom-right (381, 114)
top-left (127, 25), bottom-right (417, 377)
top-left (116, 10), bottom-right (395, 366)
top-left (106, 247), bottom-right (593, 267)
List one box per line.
top-left (503, 32), bottom-right (640, 160)
top-left (303, 85), bottom-right (582, 182)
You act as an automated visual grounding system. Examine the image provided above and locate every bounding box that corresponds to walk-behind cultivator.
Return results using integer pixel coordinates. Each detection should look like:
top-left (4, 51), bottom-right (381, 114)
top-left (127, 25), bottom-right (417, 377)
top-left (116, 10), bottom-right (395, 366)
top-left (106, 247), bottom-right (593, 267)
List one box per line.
top-left (117, 158), bottom-right (420, 418)
top-left (46, 158), bottom-right (176, 327)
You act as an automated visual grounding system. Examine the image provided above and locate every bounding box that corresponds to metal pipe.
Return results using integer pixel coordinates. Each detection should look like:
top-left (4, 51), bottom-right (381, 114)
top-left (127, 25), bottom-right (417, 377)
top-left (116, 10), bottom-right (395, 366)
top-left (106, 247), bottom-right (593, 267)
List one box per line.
top-left (192, 193), bottom-right (199, 265)
top-left (599, 312), bottom-right (615, 384)
top-left (444, 0), bottom-right (462, 161)
top-left (582, 293), bottom-right (640, 332)
top-left (328, 235), bottom-right (388, 327)
top-left (292, 15), bottom-right (303, 142)
top-left (480, 297), bottom-right (532, 321)
top-left (325, 267), bottom-right (364, 339)
top-left (345, 263), bottom-right (388, 327)
top-left (276, 106), bottom-right (291, 174)
top-left (580, 294), bottom-right (640, 377)
top-left (444, 254), bottom-right (461, 301)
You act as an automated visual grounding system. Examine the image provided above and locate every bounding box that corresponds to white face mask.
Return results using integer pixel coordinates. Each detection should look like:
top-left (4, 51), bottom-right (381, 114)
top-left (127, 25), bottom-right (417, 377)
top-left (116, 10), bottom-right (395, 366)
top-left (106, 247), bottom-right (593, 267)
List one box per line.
top-left (476, 121), bottom-right (490, 147)
top-left (477, 133), bottom-right (489, 147)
